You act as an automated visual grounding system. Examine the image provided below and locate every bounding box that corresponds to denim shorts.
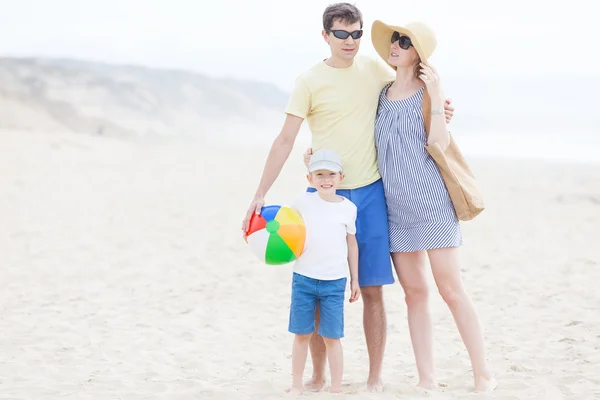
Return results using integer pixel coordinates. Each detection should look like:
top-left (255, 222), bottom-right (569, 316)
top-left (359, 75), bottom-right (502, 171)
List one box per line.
top-left (307, 179), bottom-right (395, 287)
top-left (288, 273), bottom-right (347, 339)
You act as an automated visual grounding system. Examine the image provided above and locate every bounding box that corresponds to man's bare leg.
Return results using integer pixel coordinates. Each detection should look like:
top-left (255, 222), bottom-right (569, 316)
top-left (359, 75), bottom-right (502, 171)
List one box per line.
top-left (306, 303), bottom-right (327, 391)
top-left (362, 285), bottom-right (386, 392)
top-left (323, 337), bottom-right (343, 393)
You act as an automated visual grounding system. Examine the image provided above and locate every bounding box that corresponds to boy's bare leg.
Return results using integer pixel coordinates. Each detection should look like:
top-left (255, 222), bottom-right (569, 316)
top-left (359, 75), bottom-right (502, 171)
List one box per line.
top-left (323, 337), bottom-right (343, 393)
top-left (306, 304), bottom-right (327, 391)
top-left (286, 333), bottom-right (312, 396)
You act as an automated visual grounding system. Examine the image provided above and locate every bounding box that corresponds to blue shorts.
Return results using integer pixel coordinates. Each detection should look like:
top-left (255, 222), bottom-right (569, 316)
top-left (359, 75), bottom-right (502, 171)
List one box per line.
top-left (307, 179), bottom-right (395, 287)
top-left (288, 273), bottom-right (346, 339)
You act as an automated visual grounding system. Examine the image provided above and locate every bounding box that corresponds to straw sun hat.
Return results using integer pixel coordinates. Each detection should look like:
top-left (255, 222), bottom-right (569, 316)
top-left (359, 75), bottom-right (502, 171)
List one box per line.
top-left (371, 20), bottom-right (437, 70)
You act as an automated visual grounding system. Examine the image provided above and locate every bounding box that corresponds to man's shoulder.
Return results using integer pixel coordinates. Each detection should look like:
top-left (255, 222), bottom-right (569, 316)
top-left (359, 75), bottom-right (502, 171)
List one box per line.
top-left (354, 55), bottom-right (379, 65)
top-left (354, 55), bottom-right (384, 71)
top-left (295, 61), bottom-right (327, 81)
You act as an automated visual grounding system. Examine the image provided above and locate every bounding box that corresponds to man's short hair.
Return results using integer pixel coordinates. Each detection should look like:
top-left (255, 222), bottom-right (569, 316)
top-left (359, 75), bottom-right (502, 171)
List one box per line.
top-left (322, 3), bottom-right (363, 32)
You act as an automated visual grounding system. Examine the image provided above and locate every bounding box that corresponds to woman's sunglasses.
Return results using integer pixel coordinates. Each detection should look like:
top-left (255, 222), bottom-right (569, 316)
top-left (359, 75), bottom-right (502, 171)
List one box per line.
top-left (329, 29), bottom-right (363, 40)
top-left (391, 31), bottom-right (413, 50)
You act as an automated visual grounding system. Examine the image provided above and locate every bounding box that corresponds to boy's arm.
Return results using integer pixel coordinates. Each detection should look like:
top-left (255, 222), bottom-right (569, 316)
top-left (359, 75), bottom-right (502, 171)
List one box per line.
top-left (347, 233), bottom-right (359, 283)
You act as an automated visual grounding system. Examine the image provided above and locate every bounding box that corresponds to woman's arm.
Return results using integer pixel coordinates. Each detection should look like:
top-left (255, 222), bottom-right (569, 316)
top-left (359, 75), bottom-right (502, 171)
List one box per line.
top-left (419, 63), bottom-right (450, 150)
top-left (427, 94), bottom-right (451, 149)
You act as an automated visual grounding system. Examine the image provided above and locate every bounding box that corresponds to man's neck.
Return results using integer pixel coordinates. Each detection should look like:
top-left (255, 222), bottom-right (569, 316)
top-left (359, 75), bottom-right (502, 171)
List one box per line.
top-left (324, 56), bottom-right (354, 69)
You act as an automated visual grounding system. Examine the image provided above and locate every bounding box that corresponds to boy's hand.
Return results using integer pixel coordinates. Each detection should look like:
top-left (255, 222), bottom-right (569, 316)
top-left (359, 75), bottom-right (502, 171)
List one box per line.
top-left (349, 280), bottom-right (361, 303)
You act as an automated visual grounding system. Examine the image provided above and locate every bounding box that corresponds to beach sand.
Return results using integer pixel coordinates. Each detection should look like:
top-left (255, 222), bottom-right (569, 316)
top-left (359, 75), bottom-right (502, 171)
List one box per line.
top-left (1, 129), bottom-right (599, 399)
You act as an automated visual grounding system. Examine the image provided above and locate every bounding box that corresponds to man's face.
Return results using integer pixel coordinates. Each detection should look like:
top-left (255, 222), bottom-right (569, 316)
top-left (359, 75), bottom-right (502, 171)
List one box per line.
top-left (322, 19), bottom-right (362, 61)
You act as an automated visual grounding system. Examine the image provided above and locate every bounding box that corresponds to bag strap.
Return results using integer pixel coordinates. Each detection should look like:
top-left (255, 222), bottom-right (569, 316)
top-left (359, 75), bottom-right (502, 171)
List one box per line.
top-left (421, 86), bottom-right (431, 139)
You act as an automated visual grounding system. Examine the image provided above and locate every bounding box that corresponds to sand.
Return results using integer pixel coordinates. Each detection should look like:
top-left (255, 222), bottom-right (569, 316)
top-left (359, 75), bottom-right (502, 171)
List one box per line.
top-left (1, 129), bottom-right (599, 399)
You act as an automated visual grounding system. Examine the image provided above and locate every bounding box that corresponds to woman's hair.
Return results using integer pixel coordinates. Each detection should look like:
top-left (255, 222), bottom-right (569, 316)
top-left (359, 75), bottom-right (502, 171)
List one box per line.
top-left (413, 56), bottom-right (422, 80)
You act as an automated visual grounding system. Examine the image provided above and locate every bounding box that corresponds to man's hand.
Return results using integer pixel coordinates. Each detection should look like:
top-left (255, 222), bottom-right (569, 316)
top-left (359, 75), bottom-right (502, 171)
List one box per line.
top-left (242, 195), bottom-right (265, 235)
top-left (303, 147), bottom-right (312, 168)
top-left (444, 98), bottom-right (454, 123)
top-left (349, 280), bottom-right (361, 303)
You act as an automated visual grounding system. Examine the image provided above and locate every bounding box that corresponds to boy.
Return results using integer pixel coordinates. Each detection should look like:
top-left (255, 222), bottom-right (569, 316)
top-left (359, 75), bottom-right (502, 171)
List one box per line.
top-left (287, 149), bottom-right (360, 395)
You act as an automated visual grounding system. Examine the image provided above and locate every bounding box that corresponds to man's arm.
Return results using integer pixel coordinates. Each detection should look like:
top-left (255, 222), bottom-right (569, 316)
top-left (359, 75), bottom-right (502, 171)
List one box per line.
top-left (241, 114), bottom-right (303, 233)
top-left (254, 114), bottom-right (303, 198)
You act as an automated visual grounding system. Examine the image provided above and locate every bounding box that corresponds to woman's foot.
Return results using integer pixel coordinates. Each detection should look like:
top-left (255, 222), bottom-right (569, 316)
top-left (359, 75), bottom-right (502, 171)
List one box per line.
top-left (304, 377), bottom-right (325, 392)
top-left (474, 376), bottom-right (498, 392)
top-left (329, 386), bottom-right (342, 394)
top-left (285, 386), bottom-right (303, 397)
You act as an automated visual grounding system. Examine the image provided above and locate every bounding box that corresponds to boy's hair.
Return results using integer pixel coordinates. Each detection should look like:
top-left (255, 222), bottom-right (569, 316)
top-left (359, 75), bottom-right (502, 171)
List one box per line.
top-left (322, 3), bottom-right (363, 31)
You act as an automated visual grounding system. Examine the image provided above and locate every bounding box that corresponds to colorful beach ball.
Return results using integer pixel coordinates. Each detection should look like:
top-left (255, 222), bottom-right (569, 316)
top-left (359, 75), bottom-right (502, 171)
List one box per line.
top-left (244, 205), bottom-right (306, 265)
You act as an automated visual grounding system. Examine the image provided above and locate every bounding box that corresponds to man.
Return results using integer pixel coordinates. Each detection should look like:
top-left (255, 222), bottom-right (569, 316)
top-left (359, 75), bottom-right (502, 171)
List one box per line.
top-left (241, 2), bottom-right (454, 392)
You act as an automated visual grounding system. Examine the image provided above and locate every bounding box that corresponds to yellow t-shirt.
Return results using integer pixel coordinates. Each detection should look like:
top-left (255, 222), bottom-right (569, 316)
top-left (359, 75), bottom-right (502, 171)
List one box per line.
top-left (285, 55), bottom-right (395, 189)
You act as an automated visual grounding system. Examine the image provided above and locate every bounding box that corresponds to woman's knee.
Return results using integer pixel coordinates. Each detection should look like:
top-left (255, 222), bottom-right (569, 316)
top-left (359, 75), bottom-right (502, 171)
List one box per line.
top-left (402, 281), bottom-right (429, 306)
top-left (437, 284), bottom-right (465, 309)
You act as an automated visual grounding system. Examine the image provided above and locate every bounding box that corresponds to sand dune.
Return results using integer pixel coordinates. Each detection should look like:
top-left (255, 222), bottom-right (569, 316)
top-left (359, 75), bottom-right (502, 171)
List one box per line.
top-left (1, 129), bottom-right (599, 399)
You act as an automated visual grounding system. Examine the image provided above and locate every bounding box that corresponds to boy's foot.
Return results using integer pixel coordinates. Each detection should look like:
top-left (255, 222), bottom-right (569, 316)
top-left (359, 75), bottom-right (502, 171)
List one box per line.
top-left (304, 378), bottom-right (325, 392)
top-left (474, 376), bottom-right (498, 393)
top-left (366, 378), bottom-right (384, 393)
top-left (285, 387), bottom-right (303, 397)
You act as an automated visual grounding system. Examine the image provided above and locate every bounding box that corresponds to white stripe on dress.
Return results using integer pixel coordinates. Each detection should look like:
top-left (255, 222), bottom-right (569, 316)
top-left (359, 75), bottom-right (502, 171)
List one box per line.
top-left (375, 84), bottom-right (462, 252)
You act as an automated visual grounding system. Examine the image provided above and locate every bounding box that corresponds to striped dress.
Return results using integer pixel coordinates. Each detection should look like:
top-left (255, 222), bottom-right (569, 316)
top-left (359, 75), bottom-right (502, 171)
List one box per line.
top-left (374, 83), bottom-right (462, 252)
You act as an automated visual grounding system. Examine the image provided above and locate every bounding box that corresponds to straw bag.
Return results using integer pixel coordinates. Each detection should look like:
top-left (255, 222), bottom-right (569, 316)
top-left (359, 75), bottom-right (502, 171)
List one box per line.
top-left (422, 89), bottom-right (485, 221)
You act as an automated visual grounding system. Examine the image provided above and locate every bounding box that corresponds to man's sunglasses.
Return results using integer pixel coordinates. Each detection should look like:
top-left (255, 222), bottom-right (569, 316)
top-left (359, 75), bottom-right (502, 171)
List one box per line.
top-left (391, 31), bottom-right (413, 50)
top-left (329, 29), bottom-right (363, 40)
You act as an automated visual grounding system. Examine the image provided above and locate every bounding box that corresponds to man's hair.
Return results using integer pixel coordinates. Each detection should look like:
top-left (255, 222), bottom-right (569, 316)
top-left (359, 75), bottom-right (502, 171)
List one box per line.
top-left (322, 3), bottom-right (363, 31)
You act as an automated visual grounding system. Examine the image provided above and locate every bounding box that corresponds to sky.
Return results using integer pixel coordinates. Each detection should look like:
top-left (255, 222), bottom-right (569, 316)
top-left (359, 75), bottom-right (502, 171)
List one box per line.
top-left (0, 0), bottom-right (597, 91)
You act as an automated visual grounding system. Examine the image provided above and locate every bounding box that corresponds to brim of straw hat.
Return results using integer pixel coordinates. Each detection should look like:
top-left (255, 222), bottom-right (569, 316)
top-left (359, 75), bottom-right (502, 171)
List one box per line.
top-left (371, 20), bottom-right (432, 70)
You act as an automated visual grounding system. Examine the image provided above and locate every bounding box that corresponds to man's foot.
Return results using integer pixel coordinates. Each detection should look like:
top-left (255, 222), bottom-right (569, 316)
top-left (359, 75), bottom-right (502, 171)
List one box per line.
top-left (304, 378), bottom-right (326, 392)
top-left (474, 376), bottom-right (498, 392)
top-left (284, 386), bottom-right (303, 397)
top-left (366, 377), bottom-right (384, 393)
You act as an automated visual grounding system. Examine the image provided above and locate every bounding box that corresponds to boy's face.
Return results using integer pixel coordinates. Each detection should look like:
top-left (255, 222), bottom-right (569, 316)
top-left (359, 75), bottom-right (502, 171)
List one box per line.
top-left (307, 169), bottom-right (344, 195)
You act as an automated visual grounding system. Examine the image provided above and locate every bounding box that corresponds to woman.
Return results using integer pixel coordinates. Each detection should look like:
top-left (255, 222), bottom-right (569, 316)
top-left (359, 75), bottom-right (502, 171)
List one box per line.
top-left (370, 20), bottom-right (497, 392)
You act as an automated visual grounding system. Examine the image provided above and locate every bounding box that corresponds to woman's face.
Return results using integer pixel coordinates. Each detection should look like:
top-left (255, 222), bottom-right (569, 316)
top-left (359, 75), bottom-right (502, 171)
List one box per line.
top-left (387, 31), bottom-right (418, 68)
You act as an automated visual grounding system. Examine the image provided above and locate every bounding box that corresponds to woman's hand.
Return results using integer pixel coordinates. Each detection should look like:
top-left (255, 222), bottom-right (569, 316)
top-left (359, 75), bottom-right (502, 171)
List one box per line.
top-left (419, 62), bottom-right (443, 100)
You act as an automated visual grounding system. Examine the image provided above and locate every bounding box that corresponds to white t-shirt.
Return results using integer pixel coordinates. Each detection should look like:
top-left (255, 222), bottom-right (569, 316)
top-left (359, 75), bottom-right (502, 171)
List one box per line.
top-left (292, 192), bottom-right (357, 280)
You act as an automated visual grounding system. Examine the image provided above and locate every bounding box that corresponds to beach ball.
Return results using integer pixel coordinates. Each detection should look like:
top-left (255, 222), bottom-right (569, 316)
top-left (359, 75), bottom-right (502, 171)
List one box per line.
top-left (244, 205), bottom-right (306, 265)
